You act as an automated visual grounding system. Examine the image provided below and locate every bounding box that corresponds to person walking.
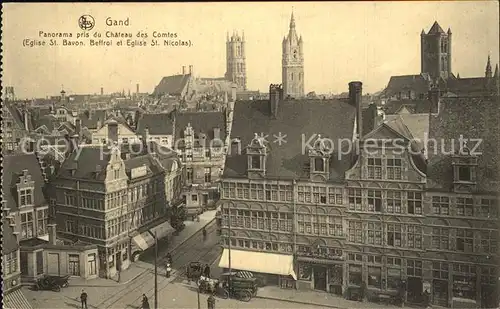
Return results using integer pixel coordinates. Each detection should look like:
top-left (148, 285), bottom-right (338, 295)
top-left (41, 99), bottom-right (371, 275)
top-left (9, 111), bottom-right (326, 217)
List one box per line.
top-left (202, 227), bottom-right (207, 240)
top-left (203, 264), bottom-right (211, 278)
top-left (142, 294), bottom-right (150, 309)
top-left (207, 293), bottom-right (216, 309)
top-left (80, 289), bottom-right (88, 309)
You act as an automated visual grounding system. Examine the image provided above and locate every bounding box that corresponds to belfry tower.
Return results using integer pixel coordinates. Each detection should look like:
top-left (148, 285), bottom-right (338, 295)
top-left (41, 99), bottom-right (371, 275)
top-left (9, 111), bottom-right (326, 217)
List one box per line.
top-left (225, 31), bottom-right (247, 90)
top-left (421, 21), bottom-right (452, 81)
top-left (282, 11), bottom-right (304, 99)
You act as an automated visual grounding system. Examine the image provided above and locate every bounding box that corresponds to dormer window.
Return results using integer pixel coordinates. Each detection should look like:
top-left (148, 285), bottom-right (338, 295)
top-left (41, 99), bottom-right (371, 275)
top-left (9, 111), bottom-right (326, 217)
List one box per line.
top-left (458, 166), bottom-right (471, 182)
top-left (19, 189), bottom-right (33, 206)
top-left (251, 155), bottom-right (261, 169)
top-left (314, 158), bottom-right (325, 172)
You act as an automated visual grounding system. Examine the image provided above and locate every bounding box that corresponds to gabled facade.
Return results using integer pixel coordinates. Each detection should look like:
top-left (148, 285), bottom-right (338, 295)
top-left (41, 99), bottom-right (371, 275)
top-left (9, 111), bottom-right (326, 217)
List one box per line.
top-left (91, 119), bottom-right (139, 145)
top-left (2, 102), bottom-right (30, 154)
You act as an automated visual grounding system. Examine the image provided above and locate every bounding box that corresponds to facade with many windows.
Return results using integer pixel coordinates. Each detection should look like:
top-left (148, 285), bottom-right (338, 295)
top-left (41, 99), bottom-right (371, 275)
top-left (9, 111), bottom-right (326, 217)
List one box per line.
top-left (50, 142), bottom-right (178, 278)
top-left (219, 83), bottom-right (499, 308)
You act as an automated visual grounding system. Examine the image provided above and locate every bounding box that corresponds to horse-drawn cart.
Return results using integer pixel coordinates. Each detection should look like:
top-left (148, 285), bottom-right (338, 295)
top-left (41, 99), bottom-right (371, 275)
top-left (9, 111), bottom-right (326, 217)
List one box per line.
top-left (218, 271), bottom-right (258, 302)
top-left (186, 261), bottom-right (204, 283)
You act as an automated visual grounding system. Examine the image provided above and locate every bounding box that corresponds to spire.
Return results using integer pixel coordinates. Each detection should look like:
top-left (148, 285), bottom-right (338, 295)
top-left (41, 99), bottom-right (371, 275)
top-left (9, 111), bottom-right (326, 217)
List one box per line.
top-left (290, 10), bottom-right (295, 29)
top-left (457, 73), bottom-right (460, 79)
top-left (428, 21), bottom-right (445, 34)
top-left (447, 27), bottom-right (452, 35)
top-left (242, 30), bottom-right (245, 41)
top-left (494, 64), bottom-right (499, 78)
top-left (421, 29), bottom-right (425, 36)
top-left (486, 54), bottom-right (492, 78)
top-left (226, 31), bottom-right (229, 41)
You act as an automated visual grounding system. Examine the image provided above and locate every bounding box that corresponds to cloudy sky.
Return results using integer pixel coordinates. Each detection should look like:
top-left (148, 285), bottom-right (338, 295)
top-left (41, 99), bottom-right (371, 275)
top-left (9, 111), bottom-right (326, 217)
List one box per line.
top-left (3, 1), bottom-right (499, 99)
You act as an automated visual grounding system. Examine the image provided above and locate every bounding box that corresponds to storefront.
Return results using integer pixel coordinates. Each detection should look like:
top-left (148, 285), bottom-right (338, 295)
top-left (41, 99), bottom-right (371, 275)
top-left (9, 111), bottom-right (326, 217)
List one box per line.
top-left (296, 256), bottom-right (344, 294)
top-left (218, 249), bottom-right (297, 288)
top-left (131, 220), bottom-right (175, 259)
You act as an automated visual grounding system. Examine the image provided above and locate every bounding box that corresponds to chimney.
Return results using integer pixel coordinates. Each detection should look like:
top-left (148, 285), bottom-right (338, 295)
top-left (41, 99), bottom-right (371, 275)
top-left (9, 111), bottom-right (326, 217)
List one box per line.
top-left (24, 109), bottom-right (30, 131)
top-left (182, 66), bottom-right (186, 75)
top-left (75, 118), bottom-right (81, 135)
top-left (143, 127), bottom-right (150, 143)
top-left (101, 87), bottom-right (104, 96)
top-left (428, 86), bottom-right (441, 113)
top-left (136, 83), bottom-right (140, 94)
top-left (189, 65), bottom-right (193, 75)
top-left (269, 84), bottom-right (281, 119)
top-left (96, 118), bottom-right (102, 129)
top-left (231, 83), bottom-right (237, 102)
top-left (348, 81), bottom-right (363, 139)
top-left (47, 223), bottom-right (57, 245)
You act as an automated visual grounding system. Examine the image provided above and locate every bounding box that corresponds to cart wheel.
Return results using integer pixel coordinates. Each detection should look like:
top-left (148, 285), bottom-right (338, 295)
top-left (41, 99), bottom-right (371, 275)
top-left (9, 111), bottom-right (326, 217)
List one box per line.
top-left (53, 285), bottom-right (61, 292)
top-left (252, 288), bottom-right (258, 296)
top-left (240, 290), bottom-right (251, 302)
top-left (221, 289), bottom-right (229, 299)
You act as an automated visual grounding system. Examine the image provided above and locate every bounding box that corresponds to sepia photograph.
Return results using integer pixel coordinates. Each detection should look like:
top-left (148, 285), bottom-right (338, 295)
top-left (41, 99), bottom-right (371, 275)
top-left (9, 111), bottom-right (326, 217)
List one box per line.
top-left (1, 1), bottom-right (499, 309)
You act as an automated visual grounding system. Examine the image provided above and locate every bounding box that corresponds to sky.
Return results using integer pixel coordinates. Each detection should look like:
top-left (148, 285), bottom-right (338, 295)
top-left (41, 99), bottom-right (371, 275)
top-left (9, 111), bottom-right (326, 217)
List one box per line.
top-left (3, 1), bottom-right (499, 99)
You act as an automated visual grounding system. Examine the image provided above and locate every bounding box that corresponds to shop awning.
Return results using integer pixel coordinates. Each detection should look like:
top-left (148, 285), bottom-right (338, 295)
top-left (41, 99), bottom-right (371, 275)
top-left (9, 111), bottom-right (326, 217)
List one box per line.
top-left (218, 249), bottom-right (297, 280)
top-left (132, 221), bottom-right (175, 251)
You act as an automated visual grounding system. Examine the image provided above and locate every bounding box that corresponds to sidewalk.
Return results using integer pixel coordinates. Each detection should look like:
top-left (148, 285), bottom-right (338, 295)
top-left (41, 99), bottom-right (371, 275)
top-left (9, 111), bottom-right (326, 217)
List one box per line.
top-left (256, 286), bottom-right (414, 309)
top-left (70, 210), bottom-right (217, 287)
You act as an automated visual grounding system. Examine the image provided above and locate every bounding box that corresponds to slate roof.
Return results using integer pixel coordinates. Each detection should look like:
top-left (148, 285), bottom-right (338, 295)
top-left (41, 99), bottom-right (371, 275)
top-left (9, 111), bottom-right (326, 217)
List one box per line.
top-left (78, 110), bottom-right (107, 130)
top-left (446, 77), bottom-right (497, 95)
top-left (385, 113), bottom-right (430, 151)
top-left (175, 111), bottom-right (227, 147)
top-left (223, 99), bottom-right (356, 181)
top-left (153, 74), bottom-right (192, 96)
top-left (2, 154), bottom-right (48, 212)
top-left (426, 96), bottom-right (500, 193)
top-left (2, 219), bottom-right (19, 254)
top-left (4, 102), bottom-right (28, 130)
top-left (383, 99), bottom-right (437, 115)
top-left (427, 21), bottom-right (445, 34)
top-left (136, 113), bottom-right (174, 135)
top-left (383, 74), bottom-right (430, 98)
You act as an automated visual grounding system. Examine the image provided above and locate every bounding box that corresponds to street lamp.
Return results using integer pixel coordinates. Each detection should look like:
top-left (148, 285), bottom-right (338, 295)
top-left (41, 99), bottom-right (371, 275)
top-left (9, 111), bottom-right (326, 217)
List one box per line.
top-left (148, 230), bottom-right (159, 309)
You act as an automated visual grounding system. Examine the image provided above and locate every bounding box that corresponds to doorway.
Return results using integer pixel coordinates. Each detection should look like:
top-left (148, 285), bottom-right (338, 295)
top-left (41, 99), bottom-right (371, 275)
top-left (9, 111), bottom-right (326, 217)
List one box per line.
top-left (407, 277), bottom-right (423, 303)
top-left (433, 279), bottom-right (449, 307)
top-left (313, 266), bottom-right (327, 291)
top-left (202, 194), bottom-right (208, 206)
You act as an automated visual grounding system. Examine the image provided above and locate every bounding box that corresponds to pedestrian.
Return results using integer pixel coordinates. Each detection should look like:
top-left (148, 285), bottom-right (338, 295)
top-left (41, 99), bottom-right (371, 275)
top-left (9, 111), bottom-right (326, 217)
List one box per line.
top-left (166, 252), bottom-right (172, 264)
top-left (202, 227), bottom-right (207, 240)
top-left (142, 294), bottom-right (150, 309)
top-left (204, 264), bottom-right (211, 278)
top-left (80, 289), bottom-right (88, 309)
top-left (207, 294), bottom-right (216, 309)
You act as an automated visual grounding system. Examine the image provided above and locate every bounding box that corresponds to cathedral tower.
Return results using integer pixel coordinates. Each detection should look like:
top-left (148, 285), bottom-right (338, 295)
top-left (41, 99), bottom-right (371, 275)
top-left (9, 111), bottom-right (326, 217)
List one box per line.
top-left (282, 12), bottom-right (304, 98)
top-left (421, 21), bottom-right (452, 80)
top-left (225, 31), bottom-right (247, 90)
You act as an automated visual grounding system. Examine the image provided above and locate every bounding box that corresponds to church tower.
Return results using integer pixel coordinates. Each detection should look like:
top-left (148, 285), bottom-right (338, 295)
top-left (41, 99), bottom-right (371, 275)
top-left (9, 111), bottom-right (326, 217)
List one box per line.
top-left (282, 12), bottom-right (304, 98)
top-left (421, 21), bottom-right (452, 81)
top-left (225, 31), bottom-right (247, 90)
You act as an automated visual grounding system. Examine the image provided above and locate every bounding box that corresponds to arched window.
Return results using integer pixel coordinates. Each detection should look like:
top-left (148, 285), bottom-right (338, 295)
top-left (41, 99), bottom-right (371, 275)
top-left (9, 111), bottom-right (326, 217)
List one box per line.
top-left (291, 73), bottom-right (294, 81)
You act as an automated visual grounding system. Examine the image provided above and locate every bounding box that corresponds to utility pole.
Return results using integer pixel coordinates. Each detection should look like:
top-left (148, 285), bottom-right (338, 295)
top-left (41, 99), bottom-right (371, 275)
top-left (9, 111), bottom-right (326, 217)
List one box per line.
top-left (197, 284), bottom-right (201, 309)
top-left (154, 231), bottom-right (158, 309)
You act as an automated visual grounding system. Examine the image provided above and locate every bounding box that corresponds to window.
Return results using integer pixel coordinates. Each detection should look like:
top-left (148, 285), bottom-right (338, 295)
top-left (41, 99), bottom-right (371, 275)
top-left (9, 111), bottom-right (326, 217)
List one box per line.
top-left (407, 260), bottom-right (423, 277)
top-left (367, 158), bottom-right (382, 179)
top-left (407, 225), bottom-right (423, 249)
top-left (432, 227), bottom-right (449, 250)
top-left (458, 166), bottom-right (471, 181)
top-left (348, 189), bottom-right (362, 211)
top-left (386, 159), bottom-right (402, 180)
top-left (481, 267), bottom-right (496, 285)
top-left (480, 230), bottom-right (497, 254)
top-left (251, 155), bottom-right (261, 169)
top-left (367, 190), bottom-right (382, 212)
top-left (88, 253), bottom-right (97, 275)
top-left (452, 264), bottom-right (476, 300)
top-left (456, 229), bottom-right (474, 252)
top-left (386, 191), bottom-right (402, 213)
top-left (456, 198), bottom-right (473, 216)
top-left (20, 211), bottom-right (34, 239)
top-left (19, 189), bottom-right (33, 206)
top-left (328, 187), bottom-right (343, 205)
top-left (367, 222), bottom-right (382, 245)
top-left (348, 221), bottom-right (363, 243)
top-left (432, 196), bottom-right (449, 215)
top-left (37, 208), bottom-right (48, 236)
top-left (328, 216), bottom-right (343, 236)
top-left (122, 138), bottom-right (128, 144)
top-left (433, 262), bottom-right (449, 279)
top-left (204, 167), bottom-right (211, 183)
top-left (114, 170), bottom-right (119, 179)
top-left (407, 192), bottom-right (422, 214)
top-left (299, 264), bottom-right (312, 281)
top-left (192, 194), bottom-right (198, 202)
top-left (387, 224), bottom-right (402, 247)
top-left (69, 254), bottom-right (80, 276)
top-left (387, 266), bottom-right (402, 290)
top-left (3, 251), bottom-right (18, 275)
top-left (479, 199), bottom-right (497, 218)
top-left (314, 158), bottom-right (324, 172)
